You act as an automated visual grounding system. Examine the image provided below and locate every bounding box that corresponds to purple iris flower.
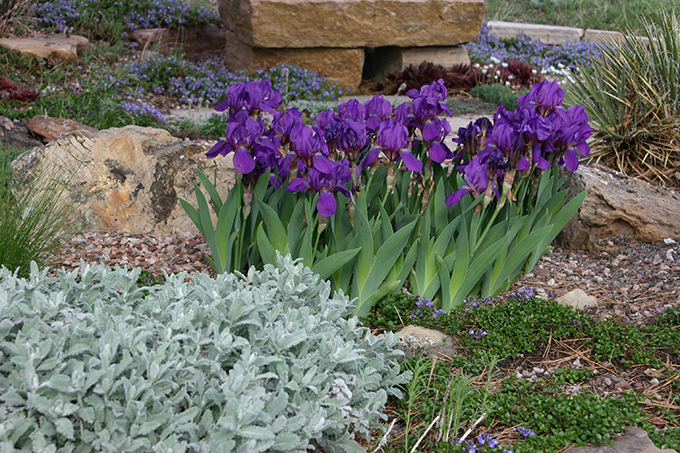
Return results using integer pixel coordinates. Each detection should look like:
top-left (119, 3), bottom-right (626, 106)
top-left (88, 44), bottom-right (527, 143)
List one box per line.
top-left (556, 105), bottom-right (592, 171)
top-left (206, 110), bottom-right (268, 174)
top-left (445, 154), bottom-right (494, 206)
top-left (407, 79), bottom-right (450, 108)
top-left (332, 120), bottom-right (369, 162)
top-left (214, 79), bottom-right (281, 116)
top-left (520, 80), bottom-right (565, 117)
top-left (364, 119), bottom-right (422, 172)
top-left (337, 99), bottom-right (366, 121)
top-left (364, 95), bottom-right (392, 131)
top-left (487, 121), bottom-right (531, 171)
top-left (271, 108), bottom-right (303, 146)
top-left (287, 160), bottom-right (352, 217)
top-left (394, 102), bottom-right (414, 128)
top-left (454, 117), bottom-right (493, 161)
top-left (289, 123), bottom-right (334, 174)
top-left (316, 109), bottom-right (338, 130)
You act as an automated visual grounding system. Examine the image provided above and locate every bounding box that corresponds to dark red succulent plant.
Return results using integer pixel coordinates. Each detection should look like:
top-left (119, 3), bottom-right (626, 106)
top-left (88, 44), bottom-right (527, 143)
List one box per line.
top-left (0, 76), bottom-right (40, 103)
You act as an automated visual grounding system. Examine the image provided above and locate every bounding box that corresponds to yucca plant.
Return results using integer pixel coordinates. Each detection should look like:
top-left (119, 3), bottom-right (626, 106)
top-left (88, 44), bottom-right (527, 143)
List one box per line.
top-left (565, 13), bottom-right (680, 186)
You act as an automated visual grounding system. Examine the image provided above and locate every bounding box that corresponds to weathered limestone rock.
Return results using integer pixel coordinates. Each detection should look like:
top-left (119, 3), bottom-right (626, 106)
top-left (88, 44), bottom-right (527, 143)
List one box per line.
top-left (226, 34), bottom-right (365, 89)
top-left (556, 165), bottom-right (680, 250)
top-left (219, 0), bottom-right (485, 48)
top-left (565, 427), bottom-right (677, 453)
top-left (0, 35), bottom-right (88, 61)
top-left (373, 46), bottom-right (470, 82)
top-left (27, 115), bottom-right (98, 143)
top-left (11, 126), bottom-right (236, 235)
top-left (486, 21), bottom-right (584, 45)
top-left (556, 289), bottom-right (598, 311)
top-left (397, 325), bottom-right (457, 360)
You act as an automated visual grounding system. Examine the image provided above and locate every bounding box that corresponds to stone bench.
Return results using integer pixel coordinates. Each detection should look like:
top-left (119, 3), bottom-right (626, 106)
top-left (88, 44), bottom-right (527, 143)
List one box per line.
top-left (218, 0), bottom-right (485, 89)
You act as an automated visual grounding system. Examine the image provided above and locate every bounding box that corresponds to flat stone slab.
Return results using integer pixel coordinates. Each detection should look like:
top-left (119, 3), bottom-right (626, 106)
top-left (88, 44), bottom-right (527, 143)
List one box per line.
top-left (129, 24), bottom-right (226, 55)
top-left (583, 29), bottom-right (625, 44)
top-left (566, 427), bottom-right (677, 453)
top-left (0, 35), bottom-right (88, 61)
top-left (219, 0), bottom-right (485, 48)
top-left (487, 21), bottom-right (584, 44)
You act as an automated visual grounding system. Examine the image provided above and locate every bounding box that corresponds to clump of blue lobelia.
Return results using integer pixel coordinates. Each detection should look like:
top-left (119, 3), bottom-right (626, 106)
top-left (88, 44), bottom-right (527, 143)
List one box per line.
top-left (465, 23), bottom-right (604, 74)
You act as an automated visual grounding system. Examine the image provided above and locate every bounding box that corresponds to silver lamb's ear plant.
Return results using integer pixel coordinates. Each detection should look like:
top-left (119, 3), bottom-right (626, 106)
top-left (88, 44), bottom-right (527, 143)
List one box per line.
top-left (0, 254), bottom-right (411, 452)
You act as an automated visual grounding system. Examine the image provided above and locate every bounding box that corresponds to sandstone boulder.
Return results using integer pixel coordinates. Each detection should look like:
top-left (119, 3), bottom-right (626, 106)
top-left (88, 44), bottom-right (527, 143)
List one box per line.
top-left (0, 35), bottom-right (88, 61)
top-left (11, 126), bottom-right (236, 235)
top-left (225, 37), bottom-right (365, 89)
top-left (219, 0), bottom-right (485, 48)
top-left (27, 115), bottom-right (98, 143)
top-left (557, 165), bottom-right (680, 250)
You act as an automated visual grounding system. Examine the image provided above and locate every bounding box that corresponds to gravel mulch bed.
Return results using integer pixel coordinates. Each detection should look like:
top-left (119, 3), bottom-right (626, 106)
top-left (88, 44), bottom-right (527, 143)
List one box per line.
top-left (49, 231), bottom-right (680, 324)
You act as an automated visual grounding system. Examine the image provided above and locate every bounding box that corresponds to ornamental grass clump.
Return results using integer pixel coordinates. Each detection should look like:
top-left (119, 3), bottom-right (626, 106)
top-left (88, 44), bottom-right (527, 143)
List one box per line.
top-left (182, 78), bottom-right (590, 315)
top-left (565, 13), bottom-right (680, 186)
top-left (0, 146), bottom-right (74, 278)
top-left (0, 256), bottom-right (410, 452)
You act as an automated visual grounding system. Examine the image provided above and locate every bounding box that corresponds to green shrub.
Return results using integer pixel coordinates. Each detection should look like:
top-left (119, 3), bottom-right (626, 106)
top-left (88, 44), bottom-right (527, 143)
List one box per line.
top-left (470, 83), bottom-right (527, 110)
top-left (565, 13), bottom-right (680, 186)
top-left (0, 255), bottom-right (411, 452)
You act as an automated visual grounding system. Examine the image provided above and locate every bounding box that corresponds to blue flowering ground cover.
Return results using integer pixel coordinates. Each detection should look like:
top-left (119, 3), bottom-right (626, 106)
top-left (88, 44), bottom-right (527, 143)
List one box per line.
top-left (32, 0), bottom-right (220, 34)
top-left (465, 24), bottom-right (604, 75)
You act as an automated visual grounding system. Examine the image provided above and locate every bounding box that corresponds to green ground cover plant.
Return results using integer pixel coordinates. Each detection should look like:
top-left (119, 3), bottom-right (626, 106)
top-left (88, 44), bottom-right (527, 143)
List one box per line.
top-left (31, 0), bottom-right (220, 42)
top-left (484, 0), bottom-right (680, 34)
top-left (365, 290), bottom-right (680, 452)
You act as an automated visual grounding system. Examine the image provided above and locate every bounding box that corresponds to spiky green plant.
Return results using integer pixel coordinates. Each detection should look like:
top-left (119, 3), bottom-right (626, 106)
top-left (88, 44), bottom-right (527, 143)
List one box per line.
top-left (565, 13), bottom-right (680, 186)
top-left (0, 144), bottom-right (74, 277)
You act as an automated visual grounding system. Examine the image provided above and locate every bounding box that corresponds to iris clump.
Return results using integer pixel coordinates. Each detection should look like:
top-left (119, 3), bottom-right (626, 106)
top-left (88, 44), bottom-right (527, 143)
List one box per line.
top-left (447, 80), bottom-right (591, 208)
top-left (184, 77), bottom-right (591, 316)
top-left (465, 24), bottom-right (603, 74)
